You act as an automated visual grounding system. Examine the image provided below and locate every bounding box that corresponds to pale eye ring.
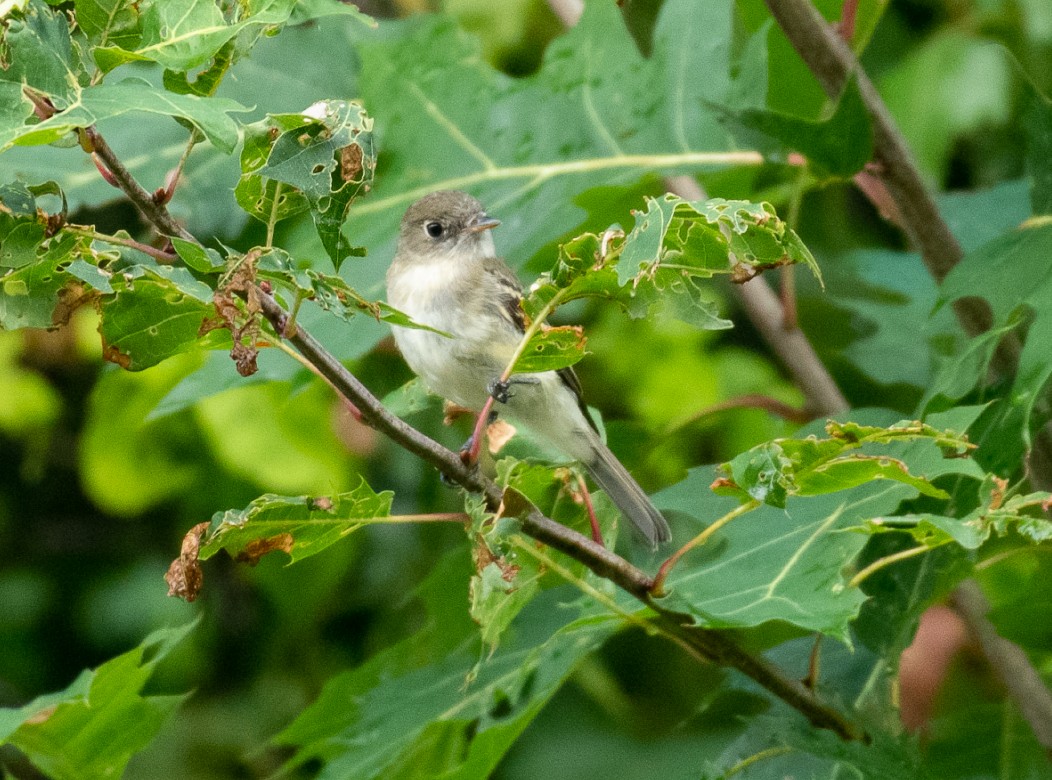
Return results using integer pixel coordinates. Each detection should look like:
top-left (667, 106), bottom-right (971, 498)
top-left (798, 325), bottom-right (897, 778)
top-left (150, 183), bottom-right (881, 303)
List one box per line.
top-left (425, 221), bottom-right (444, 238)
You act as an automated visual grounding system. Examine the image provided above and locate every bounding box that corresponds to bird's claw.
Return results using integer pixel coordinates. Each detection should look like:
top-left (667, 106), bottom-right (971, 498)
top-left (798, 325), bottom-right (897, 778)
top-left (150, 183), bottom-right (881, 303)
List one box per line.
top-left (488, 378), bottom-right (512, 404)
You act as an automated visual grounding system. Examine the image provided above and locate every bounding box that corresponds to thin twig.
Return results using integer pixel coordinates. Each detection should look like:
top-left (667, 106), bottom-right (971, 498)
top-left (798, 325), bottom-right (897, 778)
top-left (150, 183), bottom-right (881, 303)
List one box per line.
top-left (666, 394), bottom-right (812, 434)
top-left (762, 0), bottom-right (996, 342)
top-left (64, 226), bottom-right (177, 264)
top-left (82, 126), bottom-right (196, 243)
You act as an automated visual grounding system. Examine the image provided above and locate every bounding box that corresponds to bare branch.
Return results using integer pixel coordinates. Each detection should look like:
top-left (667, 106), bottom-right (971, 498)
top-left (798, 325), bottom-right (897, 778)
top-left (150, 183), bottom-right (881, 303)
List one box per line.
top-left (951, 581), bottom-right (1052, 760)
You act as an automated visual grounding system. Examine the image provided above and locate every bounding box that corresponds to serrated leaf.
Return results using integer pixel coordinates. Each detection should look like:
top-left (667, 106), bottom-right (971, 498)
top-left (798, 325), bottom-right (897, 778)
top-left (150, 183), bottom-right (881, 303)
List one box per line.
top-left (719, 76), bottom-right (874, 177)
top-left (618, 194), bottom-right (820, 288)
top-left (199, 479), bottom-right (394, 565)
top-left (0, 0), bottom-right (79, 105)
top-left (0, 622), bottom-right (193, 780)
top-left (657, 467), bottom-right (912, 639)
top-left (718, 420), bottom-right (970, 508)
top-left (2, 79), bottom-right (250, 153)
top-left (92, 0), bottom-right (373, 73)
top-left (522, 195), bottom-right (816, 334)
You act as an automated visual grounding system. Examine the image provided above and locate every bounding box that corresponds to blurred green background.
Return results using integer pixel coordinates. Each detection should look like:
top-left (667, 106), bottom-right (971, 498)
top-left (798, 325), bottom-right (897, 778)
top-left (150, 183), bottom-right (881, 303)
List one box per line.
top-left (2, 0), bottom-right (1051, 776)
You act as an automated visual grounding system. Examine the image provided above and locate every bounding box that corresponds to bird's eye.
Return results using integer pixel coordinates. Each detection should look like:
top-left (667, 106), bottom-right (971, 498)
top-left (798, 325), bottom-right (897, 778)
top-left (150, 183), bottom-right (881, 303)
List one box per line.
top-left (425, 222), bottom-right (444, 238)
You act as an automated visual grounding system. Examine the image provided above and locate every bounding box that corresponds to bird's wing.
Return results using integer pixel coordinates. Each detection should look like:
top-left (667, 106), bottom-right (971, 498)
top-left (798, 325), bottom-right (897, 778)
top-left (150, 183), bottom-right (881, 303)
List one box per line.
top-left (482, 258), bottom-right (599, 434)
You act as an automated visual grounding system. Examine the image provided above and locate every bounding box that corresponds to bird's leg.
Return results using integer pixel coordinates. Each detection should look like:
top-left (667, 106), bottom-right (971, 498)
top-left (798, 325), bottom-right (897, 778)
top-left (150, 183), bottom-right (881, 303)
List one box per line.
top-left (574, 473), bottom-right (605, 547)
top-left (459, 395), bottom-right (498, 466)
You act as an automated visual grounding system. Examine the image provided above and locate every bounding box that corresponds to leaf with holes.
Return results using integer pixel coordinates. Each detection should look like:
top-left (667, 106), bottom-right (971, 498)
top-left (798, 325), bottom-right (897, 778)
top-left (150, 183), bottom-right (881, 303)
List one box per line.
top-left (97, 269), bottom-right (214, 370)
top-left (512, 325), bottom-right (587, 374)
top-left (237, 101), bottom-right (375, 268)
top-left (198, 479), bottom-right (393, 565)
top-left (91, 0), bottom-right (373, 74)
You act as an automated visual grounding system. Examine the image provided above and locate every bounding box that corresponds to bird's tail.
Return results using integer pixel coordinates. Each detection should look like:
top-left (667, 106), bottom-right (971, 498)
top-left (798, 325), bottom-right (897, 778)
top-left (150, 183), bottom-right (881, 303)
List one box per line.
top-left (584, 440), bottom-right (671, 548)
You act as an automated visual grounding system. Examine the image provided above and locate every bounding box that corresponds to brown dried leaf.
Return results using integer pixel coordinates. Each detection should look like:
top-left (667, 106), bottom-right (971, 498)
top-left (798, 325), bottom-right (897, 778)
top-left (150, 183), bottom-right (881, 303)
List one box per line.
top-left (165, 521), bottom-right (209, 602)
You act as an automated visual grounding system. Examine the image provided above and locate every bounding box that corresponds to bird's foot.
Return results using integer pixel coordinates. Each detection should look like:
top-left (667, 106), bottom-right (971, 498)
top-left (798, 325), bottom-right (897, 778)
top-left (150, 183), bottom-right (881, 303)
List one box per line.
top-left (487, 375), bottom-right (540, 404)
top-left (487, 378), bottom-right (512, 404)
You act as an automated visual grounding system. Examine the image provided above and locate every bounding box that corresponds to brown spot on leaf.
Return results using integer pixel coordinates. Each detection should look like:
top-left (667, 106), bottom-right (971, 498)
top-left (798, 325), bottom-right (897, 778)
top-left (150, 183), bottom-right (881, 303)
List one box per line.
top-left (710, 476), bottom-right (736, 491)
top-left (310, 496), bottom-right (334, 511)
top-left (339, 144), bottom-right (363, 183)
top-left (165, 521), bottom-right (209, 602)
top-left (101, 342), bottom-right (132, 369)
top-left (235, 533), bottom-right (294, 566)
top-left (26, 705), bottom-right (58, 725)
top-left (53, 282), bottom-right (95, 326)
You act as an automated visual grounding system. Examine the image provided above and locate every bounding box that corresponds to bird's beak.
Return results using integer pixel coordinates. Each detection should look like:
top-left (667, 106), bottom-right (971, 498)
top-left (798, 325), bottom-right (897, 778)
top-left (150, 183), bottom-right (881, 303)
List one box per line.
top-left (467, 214), bottom-right (501, 233)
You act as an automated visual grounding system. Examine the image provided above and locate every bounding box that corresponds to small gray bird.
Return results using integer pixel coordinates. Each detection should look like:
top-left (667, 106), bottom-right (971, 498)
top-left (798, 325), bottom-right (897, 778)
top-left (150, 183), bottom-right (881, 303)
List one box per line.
top-left (386, 190), bottom-right (671, 547)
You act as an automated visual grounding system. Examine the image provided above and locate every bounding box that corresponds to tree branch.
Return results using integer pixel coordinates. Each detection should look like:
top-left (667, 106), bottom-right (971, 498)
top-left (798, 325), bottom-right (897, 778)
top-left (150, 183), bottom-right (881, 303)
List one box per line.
top-left (82, 126), bottom-right (195, 243)
top-left (950, 581), bottom-right (1052, 760)
top-left (762, 0), bottom-right (996, 342)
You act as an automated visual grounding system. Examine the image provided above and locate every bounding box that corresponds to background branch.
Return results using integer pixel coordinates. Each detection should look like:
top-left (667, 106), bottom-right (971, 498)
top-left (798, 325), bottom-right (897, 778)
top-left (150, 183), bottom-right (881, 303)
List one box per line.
top-left (951, 581), bottom-right (1052, 760)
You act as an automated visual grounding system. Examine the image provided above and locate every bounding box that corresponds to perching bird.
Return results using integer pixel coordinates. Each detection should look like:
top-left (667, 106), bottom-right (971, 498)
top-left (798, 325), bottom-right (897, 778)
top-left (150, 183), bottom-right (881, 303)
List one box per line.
top-left (386, 190), bottom-right (670, 546)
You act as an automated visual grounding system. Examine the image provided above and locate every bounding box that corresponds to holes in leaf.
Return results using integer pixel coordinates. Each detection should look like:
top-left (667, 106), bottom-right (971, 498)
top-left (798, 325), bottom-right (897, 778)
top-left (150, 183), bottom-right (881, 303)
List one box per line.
top-left (311, 164), bottom-right (326, 174)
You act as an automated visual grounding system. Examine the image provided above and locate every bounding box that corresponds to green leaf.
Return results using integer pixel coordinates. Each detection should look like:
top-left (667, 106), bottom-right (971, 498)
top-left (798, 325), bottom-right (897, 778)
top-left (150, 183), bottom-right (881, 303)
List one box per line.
top-left (199, 479), bottom-right (394, 565)
top-left (238, 101), bottom-right (375, 267)
top-left (719, 76), bottom-right (874, 176)
top-left (0, 0), bottom-right (79, 105)
top-left (937, 222), bottom-right (1052, 465)
top-left (0, 232), bottom-right (81, 330)
top-left (512, 325), bottom-right (587, 373)
top-left (657, 467), bottom-right (909, 639)
top-left (0, 622), bottom-right (193, 780)
top-left (93, 0), bottom-right (373, 74)
top-left (522, 195), bottom-right (818, 335)
top-left (2, 79), bottom-right (250, 153)
top-left (277, 600), bottom-right (617, 780)
top-left (717, 419), bottom-right (970, 508)
top-left (73, 0), bottom-right (141, 50)
top-left (97, 267), bottom-right (214, 370)
top-left (617, 194), bottom-right (819, 286)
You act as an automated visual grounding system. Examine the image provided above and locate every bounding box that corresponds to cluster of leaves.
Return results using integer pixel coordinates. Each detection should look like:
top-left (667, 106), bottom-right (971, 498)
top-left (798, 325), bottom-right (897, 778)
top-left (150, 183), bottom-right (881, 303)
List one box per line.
top-left (1, 0), bottom-right (1051, 779)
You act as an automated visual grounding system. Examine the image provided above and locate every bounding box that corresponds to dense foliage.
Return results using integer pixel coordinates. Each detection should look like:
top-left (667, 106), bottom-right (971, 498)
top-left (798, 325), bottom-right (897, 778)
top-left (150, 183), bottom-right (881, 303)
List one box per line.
top-left (1, 0), bottom-right (1051, 778)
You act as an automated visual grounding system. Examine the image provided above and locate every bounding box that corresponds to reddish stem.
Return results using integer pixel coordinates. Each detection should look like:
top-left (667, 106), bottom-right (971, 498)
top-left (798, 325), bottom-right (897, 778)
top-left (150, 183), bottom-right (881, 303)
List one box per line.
top-left (576, 473), bottom-right (605, 546)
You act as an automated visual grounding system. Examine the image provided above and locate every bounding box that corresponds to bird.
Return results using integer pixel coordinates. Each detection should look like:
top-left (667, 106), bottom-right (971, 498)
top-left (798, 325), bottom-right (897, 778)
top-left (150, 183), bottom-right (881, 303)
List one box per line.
top-left (385, 190), bottom-right (671, 547)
